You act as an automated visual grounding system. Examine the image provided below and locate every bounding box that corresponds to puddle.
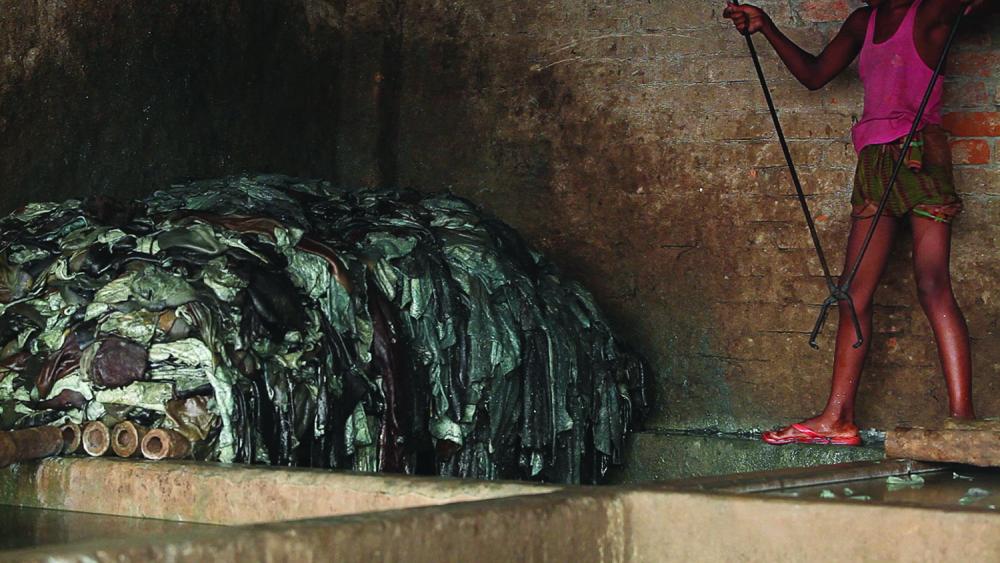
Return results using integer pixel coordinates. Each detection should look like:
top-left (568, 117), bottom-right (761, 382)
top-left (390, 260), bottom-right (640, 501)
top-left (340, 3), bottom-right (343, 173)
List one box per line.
top-left (0, 505), bottom-right (221, 551)
top-left (762, 468), bottom-right (1000, 510)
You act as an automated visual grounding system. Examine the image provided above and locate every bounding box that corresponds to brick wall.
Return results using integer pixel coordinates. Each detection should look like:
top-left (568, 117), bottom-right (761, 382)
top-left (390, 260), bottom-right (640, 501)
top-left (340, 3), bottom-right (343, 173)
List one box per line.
top-left (394, 0), bottom-right (1000, 432)
top-left (1, 1), bottom-right (997, 434)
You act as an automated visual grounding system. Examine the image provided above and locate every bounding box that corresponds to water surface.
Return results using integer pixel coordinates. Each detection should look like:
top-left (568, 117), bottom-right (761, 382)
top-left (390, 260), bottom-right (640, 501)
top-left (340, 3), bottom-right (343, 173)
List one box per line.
top-left (0, 505), bottom-right (221, 551)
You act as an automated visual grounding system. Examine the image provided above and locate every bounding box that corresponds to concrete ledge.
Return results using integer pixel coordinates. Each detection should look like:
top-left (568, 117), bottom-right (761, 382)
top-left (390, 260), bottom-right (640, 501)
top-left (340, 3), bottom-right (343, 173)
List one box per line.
top-left (625, 490), bottom-right (1000, 562)
top-left (610, 431), bottom-right (885, 483)
top-left (3, 491), bottom-right (627, 563)
top-left (887, 426), bottom-right (1000, 467)
top-left (5, 464), bottom-right (1000, 562)
top-left (0, 457), bottom-right (559, 525)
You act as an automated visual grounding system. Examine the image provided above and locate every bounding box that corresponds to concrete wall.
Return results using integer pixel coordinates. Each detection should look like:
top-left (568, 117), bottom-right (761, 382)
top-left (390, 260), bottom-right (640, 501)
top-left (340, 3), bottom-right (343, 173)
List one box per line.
top-left (391, 0), bottom-right (1000, 433)
top-left (6, 460), bottom-right (1000, 562)
top-left (0, 458), bottom-right (558, 524)
top-left (1, 1), bottom-right (999, 436)
top-left (0, 0), bottom-right (390, 204)
top-left (17, 489), bottom-right (1000, 562)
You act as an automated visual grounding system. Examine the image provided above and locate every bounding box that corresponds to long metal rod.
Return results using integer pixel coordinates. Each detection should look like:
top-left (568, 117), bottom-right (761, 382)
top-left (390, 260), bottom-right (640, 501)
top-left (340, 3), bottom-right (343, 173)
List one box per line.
top-left (731, 0), bottom-right (860, 349)
top-left (734, 4), bottom-right (964, 349)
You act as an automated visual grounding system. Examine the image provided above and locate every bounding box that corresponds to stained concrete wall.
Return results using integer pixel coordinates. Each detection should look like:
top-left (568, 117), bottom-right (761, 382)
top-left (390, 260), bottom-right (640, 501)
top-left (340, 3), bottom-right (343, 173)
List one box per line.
top-left (391, 0), bottom-right (1000, 433)
top-left (1, 458), bottom-right (558, 524)
top-left (0, 0), bottom-right (389, 204)
top-left (1, 1), bottom-right (999, 437)
top-left (6, 461), bottom-right (1000, 562)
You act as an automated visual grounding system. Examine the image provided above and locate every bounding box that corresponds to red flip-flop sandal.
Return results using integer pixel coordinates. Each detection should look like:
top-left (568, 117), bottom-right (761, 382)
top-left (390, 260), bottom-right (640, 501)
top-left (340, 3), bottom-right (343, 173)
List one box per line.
top-left (762, 423), bottom-right (862, 446)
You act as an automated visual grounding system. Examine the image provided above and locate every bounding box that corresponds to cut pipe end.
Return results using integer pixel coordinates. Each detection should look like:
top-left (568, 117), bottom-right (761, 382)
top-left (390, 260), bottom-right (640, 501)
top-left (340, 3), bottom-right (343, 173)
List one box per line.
top-left (141, 429), bottom-right (191, 461)
top-left (81, 421), bottom-right (110, 457)
top-left (111, 421), bottom-right (147, 458)
top-left (60, 423), bottom-right (82, 454)
top-left (145, 435), bottom-right (165, 458)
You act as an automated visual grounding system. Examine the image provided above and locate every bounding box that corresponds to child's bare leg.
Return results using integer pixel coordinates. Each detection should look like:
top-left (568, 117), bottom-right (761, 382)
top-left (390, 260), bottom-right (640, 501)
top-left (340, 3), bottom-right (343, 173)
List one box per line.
top-left (766, 212), bottom-right (899, 441)
top-left (910, 216), bottom-right (974, 419)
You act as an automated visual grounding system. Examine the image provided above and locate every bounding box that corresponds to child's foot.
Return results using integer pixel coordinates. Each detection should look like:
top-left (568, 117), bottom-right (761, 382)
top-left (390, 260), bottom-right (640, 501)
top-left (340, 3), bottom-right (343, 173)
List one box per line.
top-left (762, 418), bottom-right (861, 446)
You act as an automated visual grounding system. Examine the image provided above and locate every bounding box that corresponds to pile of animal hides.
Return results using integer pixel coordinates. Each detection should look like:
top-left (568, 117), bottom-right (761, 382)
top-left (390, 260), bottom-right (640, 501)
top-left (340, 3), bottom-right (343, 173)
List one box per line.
top-left (0, 175), bottom-right (648, 483)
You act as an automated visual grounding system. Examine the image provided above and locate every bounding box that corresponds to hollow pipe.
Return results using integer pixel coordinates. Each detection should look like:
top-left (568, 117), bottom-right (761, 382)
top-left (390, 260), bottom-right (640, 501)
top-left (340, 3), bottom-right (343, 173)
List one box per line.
top-left (111, 421), bottom-right (149, 458)
top-left (141, 428), bottom-right (191, 460)
top-left (81, 421), bottom-right (112, 457)
top-left (60, 422), bottom-right (82, 454)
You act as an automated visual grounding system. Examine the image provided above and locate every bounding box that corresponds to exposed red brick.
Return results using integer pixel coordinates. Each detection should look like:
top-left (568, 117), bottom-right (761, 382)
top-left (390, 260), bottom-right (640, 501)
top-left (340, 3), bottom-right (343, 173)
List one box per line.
top-left (942, 112), bottom-right (1000, 137)
top-left (799, 0), bottom-right (853, 22)
top-left (951, 51), bottom-right (1000, 78)
top-left (950, 139), bottom-right (991, 165)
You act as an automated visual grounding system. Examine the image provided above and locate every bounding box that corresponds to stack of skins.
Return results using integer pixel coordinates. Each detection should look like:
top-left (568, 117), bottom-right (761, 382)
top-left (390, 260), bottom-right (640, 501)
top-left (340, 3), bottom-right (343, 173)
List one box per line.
top-left (0, 175), bottom-right (647, 484)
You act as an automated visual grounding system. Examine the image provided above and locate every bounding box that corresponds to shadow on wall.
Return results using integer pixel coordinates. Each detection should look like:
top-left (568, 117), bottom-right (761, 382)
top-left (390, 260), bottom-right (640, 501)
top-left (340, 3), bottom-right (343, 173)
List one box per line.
top-left (395, 4), bottom-right (738, 431)
top-left (390, 2), bottom-right (1000, 434)
top-left (0, 0), bottom-right (736, 433)
top-left (0, 0), bottom-right (360, 210)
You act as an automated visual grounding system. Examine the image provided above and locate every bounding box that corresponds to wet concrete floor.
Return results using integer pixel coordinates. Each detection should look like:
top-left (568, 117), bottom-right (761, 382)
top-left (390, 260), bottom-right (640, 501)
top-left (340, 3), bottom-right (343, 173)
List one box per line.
top-left (763, 467), bottom-right (1000, 510)
top-left (0, 505), bottom-right (221, 551)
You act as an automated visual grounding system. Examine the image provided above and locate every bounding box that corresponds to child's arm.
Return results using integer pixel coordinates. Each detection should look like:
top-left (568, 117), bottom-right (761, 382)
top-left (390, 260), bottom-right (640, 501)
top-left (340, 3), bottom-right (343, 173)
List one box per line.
top-left (723, 3), bottom-right (869, 91)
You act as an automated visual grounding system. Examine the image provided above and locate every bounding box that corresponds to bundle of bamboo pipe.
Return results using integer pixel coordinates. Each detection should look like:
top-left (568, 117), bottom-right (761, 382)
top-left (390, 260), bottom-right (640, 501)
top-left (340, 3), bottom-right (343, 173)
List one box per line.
top-left (0, 421), bottom-right (194, 466)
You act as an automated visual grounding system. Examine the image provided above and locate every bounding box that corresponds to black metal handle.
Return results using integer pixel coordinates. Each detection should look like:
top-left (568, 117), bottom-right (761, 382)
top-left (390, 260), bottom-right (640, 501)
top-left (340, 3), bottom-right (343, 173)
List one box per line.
top-left (730, 0), bottom-right (845, 349)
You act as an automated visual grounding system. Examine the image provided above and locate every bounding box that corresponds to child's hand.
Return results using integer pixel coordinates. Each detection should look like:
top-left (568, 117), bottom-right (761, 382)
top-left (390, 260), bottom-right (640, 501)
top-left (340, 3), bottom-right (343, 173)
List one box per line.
top-left (723, 3), bottom-right (769, 35)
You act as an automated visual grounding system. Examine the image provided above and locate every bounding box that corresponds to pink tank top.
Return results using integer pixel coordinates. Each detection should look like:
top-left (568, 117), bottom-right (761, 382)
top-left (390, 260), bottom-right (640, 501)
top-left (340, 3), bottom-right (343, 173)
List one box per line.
top-left (851, 0), bottom-right (944, 153)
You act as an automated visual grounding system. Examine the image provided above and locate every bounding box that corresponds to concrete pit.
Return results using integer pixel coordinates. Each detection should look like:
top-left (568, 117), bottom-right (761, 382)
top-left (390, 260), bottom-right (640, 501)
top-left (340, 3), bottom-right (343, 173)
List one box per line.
top-left (1, 0), bottom-right (999, 560)
top-left (2, 459), bottom-right (999, 561)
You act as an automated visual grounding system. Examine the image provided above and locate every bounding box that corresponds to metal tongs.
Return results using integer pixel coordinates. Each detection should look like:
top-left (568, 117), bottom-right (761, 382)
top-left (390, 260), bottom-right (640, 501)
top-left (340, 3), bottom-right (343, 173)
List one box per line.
top-left (732, 0), bottom-right (965, 348)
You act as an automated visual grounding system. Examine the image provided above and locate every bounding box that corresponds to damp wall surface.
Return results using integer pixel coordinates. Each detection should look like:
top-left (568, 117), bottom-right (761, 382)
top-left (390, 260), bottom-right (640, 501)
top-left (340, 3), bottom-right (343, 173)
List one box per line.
top-left (1, 1), bottom-right (999, 436)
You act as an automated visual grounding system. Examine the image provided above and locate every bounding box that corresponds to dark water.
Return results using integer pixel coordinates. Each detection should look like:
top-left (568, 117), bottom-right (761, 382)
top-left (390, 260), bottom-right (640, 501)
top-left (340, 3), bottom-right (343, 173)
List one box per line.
top-left (763, 468), bottom-right (1000, 510)
top-left (0, 505), bottom-right (221, 551)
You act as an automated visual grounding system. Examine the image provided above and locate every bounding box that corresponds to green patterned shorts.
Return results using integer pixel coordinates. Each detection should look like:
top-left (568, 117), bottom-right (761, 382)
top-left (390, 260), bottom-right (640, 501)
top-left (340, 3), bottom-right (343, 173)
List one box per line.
top-left (851, 125), bottom-right (962, 223)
